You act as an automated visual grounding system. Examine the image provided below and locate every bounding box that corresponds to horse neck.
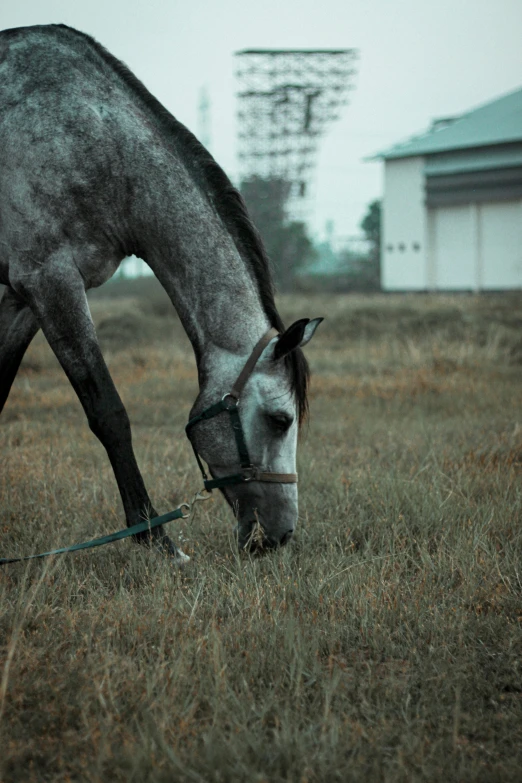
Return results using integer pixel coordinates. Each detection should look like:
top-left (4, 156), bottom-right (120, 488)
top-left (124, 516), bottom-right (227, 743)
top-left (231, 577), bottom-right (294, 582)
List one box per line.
top-left (132, 154), bottom-right (271, 365)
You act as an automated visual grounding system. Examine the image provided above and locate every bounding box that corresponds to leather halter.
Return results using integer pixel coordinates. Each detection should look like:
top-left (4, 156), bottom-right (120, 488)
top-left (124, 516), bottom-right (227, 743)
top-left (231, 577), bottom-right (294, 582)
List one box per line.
top-left (185, 328), bottom-right (299, 491)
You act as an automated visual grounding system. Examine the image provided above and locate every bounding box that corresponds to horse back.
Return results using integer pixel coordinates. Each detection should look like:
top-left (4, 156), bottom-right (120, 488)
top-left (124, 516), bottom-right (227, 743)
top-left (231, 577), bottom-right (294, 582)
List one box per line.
top-left (0, 25), bottom-right (160, 288)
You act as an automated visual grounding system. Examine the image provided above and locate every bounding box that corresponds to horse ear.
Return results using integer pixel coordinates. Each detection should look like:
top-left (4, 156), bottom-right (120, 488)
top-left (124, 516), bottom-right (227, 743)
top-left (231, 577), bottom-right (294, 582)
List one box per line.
top-left (273, 317), bottom-right (324, 361)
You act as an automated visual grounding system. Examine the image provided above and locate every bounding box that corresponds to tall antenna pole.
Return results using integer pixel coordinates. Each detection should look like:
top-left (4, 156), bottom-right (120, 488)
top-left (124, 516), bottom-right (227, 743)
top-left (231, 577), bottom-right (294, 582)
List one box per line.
top-left (198, 86), bottom-right (212, 151)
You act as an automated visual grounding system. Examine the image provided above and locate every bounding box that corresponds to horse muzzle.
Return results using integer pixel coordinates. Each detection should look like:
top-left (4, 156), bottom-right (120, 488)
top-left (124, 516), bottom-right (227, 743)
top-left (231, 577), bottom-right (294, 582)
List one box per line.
top-left (235, 520), bottom-right (295, 552)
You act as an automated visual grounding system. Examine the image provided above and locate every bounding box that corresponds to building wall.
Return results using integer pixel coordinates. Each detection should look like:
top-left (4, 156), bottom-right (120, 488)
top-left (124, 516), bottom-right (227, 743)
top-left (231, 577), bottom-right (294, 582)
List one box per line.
top-left (424, 143), bottom-right (522, 178)
top-left (381, 157), bottom-right (427, 289)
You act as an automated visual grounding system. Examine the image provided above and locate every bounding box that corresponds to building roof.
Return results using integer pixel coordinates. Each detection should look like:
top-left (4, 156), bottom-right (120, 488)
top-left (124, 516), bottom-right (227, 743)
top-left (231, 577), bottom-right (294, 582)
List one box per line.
top-left (371, 86), bottom-right (522, 160)
top-left (235, 49), bottom-right (352, 55)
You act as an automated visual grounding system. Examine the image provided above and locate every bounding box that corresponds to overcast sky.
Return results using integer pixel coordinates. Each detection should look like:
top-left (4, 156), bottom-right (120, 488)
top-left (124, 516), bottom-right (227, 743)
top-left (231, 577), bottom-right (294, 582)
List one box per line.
top-left (3, 0), bottom-right (522, 240)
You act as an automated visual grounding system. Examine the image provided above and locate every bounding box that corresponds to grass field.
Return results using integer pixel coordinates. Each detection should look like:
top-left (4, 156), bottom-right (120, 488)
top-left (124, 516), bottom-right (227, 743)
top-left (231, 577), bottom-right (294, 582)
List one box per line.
top-left (1, 284), bottom-right (522, 782)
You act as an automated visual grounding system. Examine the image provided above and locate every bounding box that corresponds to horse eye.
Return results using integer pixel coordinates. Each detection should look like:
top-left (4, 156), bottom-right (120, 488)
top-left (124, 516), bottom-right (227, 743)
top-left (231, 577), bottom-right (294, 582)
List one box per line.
top-left (267, 413), bottom-right (294, 433)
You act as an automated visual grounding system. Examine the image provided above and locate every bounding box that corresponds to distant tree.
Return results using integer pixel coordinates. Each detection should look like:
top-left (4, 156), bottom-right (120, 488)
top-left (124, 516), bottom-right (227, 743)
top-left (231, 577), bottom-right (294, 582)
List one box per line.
top-left (361, 199), bottom-right (381, 249)
top-left (359, 199), bottom-right (381, 289)
top-left (272, 220), bottom-right (316, 292)
top-left (240, 176), bottom-right (289, 232)
top-left (240, 176), bottom-right (316, 292)
top-left (360, 200), bottom-right (381, 261)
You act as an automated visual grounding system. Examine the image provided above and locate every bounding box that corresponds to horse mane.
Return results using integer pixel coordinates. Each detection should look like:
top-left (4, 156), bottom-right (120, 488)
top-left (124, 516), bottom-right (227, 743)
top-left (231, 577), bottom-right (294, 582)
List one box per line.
top-left (50, 24), bottom-right (310, 425)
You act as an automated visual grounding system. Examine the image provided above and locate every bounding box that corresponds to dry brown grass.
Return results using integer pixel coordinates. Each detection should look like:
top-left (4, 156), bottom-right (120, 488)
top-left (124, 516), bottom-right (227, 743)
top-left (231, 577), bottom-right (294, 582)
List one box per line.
top-left (1, 287), bottom-right (522, 782)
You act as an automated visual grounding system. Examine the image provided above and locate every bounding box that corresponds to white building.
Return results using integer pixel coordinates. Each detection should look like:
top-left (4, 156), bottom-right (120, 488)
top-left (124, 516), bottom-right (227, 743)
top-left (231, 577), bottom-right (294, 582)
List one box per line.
top-left (372, 87), bottom-right (522, 291)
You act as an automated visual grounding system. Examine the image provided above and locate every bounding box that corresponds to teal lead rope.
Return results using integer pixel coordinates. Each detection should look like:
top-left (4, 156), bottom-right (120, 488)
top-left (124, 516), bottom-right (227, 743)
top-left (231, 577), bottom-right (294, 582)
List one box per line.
top-left (0, 505), bottom-right (190, 566)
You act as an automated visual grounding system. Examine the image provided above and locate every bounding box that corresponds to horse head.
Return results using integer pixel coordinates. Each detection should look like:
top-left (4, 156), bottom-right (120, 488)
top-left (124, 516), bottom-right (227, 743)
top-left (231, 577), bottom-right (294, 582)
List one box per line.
top-left (187, 318), bottom-right (323, 550)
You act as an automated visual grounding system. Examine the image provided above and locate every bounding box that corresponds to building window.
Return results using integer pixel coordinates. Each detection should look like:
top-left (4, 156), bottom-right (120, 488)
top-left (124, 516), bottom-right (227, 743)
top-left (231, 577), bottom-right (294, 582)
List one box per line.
top-left (398, 242), bottom-right (406, 252)
top-left (412, 242), bottom-right (421, 251)
top-left (386, 244), bottom-right (394, 252)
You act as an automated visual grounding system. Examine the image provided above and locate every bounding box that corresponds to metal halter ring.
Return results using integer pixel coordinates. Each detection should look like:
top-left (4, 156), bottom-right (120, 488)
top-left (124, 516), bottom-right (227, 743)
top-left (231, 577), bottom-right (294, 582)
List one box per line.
top-left (221, 393), bottom-right (239, 408)
top-left (180, 503), bottom-right (191, 519)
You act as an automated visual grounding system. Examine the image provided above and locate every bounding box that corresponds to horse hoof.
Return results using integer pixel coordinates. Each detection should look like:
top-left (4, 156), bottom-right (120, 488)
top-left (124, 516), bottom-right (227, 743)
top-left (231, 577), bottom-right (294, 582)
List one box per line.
top-left (154, 534), bottom-right (190, 565)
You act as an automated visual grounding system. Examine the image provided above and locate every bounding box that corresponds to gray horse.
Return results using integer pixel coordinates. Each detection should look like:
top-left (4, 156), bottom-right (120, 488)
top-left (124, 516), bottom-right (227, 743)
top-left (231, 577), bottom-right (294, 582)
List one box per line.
top-left (0, 24), bottom-right (322, 561)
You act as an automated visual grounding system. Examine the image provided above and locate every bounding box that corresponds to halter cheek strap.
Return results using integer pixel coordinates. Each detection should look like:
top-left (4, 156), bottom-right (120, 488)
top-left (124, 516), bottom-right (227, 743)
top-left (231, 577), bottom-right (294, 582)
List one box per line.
top-left (185, 328), bottom-right (298, 491)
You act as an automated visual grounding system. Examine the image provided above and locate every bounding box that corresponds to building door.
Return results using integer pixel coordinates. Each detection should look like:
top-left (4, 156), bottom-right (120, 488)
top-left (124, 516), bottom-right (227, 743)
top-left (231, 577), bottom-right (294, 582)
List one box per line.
top-left (480, 200), bottom-right (522, 289)
top-left (431, 205), bottom-right (476, 290)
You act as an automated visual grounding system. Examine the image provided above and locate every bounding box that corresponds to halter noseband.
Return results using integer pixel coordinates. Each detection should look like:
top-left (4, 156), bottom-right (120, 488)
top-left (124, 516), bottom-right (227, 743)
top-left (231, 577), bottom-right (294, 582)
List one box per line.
top-left (185, 328), bottom-right (298, 492)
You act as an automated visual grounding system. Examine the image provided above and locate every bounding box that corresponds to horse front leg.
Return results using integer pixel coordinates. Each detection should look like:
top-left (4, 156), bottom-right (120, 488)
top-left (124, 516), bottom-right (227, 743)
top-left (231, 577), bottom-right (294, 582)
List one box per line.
top-left (0, 286), bottom-right (40, 414)
top-left (14, 262), bottom-right (187, 563)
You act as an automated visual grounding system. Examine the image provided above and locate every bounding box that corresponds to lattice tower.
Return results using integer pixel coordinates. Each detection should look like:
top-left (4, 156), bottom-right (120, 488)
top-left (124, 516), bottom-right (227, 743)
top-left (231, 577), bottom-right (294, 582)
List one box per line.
top-left (235, 49), bottom-right (358, 221)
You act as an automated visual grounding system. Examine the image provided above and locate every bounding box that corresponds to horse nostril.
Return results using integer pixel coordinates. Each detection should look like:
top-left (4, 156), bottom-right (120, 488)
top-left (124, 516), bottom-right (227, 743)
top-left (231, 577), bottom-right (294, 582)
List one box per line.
top-left (280, 529), bottom-right (294, 546)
